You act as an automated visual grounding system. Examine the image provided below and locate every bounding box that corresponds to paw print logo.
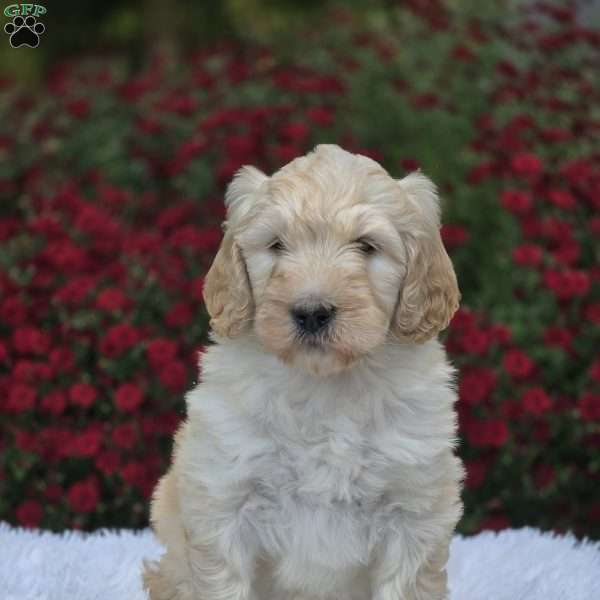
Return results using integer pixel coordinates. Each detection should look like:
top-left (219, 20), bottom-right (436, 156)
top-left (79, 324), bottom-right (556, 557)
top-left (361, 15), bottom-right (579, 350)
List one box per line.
top-left (4, 15), bottom-right (45, 48)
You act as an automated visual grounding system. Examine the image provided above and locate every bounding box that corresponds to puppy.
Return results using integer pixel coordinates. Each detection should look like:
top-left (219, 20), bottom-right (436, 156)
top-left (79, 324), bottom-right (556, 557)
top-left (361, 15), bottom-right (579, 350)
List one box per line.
top-left (143, 145), bottom-right (464, 600)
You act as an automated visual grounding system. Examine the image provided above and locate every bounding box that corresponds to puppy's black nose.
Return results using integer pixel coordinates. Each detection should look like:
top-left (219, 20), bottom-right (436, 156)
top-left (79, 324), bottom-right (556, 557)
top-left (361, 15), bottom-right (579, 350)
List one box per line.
top-left (291, 306), bottom-right (335, 334)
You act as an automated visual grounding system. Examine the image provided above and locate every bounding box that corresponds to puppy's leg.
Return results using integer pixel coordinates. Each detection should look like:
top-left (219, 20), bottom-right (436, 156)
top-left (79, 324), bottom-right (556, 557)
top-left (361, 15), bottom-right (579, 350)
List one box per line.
top-left (370, 535), bottom-right (451, 600)
top-left (143, 470), bottom-right (196, 600)
top-left (144, 469), bottom-right (260, 600)
top-left (143, 552), bottom-right (197, 600)
top-left (179, 482), bottom-right (262, 600)
top-left (184, 532), bottom-right (257, 600)
top-left (369, 485), bottom-right (461, 600)
top-left (410, 540), bottom-right (450, 600)
top-left (143, 521), bottom-right (257, 600)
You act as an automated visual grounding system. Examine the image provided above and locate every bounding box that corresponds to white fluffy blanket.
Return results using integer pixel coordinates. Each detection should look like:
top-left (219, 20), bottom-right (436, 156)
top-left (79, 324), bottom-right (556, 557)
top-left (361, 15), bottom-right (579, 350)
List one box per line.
top-left (1, 523), bottom-right (599, 599)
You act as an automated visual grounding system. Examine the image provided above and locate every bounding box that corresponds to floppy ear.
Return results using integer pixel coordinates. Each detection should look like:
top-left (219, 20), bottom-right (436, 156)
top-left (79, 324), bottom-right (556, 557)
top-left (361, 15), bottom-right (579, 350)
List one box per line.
top-left (391, 172), bottom-right (460, 343)
top-left (203, 166), bottom-right (268, 338)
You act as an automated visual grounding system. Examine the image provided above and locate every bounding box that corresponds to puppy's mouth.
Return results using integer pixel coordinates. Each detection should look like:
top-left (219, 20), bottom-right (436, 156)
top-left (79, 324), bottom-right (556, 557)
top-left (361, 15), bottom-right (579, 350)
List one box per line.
top-left (295, 331), bottom-right (330, 351)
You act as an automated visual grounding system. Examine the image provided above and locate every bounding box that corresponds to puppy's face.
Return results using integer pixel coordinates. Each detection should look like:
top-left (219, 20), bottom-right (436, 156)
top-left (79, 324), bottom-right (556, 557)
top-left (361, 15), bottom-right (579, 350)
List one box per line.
top-left (240, 179), bottom-right (404, 377)
top-left (204, 145), bottom-right (459, 377)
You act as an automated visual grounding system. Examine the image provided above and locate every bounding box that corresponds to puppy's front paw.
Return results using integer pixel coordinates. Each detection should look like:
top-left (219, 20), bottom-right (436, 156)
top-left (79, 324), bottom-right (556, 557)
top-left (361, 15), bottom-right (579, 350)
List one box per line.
top-left (142, 558), bottom-right (195, 600)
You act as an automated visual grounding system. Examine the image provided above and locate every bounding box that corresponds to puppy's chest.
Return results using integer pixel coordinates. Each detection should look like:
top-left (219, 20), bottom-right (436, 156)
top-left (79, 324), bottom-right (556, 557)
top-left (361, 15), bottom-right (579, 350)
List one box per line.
top-left (246, 420), bottom-right (382, 571)
top-left (270, 431), bottom-right (370, 506)
top-left (252, 416), bottom-right (386, 510)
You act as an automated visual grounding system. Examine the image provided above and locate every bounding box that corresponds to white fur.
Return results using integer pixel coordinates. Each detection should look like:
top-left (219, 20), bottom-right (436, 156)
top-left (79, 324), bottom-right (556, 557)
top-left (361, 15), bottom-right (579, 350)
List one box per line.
top-left (163, 335), bottom-right (462, 600)
top-left (145, 145), bottom-right (463, 600)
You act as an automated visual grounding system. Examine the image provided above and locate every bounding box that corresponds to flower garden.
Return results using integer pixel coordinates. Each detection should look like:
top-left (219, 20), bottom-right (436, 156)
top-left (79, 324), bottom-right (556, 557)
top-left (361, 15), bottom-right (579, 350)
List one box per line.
top-left (0, 1), bottom-right (599, 538)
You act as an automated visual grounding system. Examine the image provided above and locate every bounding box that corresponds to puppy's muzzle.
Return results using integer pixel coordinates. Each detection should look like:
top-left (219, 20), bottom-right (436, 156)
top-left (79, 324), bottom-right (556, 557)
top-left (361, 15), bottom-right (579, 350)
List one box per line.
top-left (291, 304), bottom-right (335, 335)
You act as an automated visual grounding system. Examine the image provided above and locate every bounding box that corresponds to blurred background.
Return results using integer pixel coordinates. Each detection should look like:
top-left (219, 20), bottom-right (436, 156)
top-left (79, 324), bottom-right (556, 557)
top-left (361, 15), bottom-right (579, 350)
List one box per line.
top-left (0, 0), bottom-right (599, 538)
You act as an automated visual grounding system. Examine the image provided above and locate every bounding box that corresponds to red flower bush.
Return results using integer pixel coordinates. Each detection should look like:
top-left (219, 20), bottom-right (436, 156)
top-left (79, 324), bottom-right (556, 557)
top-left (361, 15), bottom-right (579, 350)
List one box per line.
top-left (0, 1), bottom-right (598, 538)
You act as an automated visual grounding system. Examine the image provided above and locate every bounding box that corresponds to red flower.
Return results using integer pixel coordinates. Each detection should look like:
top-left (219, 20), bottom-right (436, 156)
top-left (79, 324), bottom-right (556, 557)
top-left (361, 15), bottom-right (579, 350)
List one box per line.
top-left (121, 461), bottom-right (146, 488)
top-left (441, 224), bottom-right (469, 250)
top-left (589, 360), bottom-right (600, 383)
top-left (137, 117), bottom-right (161, 135)
top-left (510, 153), bottom-right (542, 177)
top-left (49, 347), bottom-right (76, 374)
top-left (67, 478), bottom-right (100, 513)
top-left (520, 216), bottom-right (543, 238)
top-left (522, 387), bottom-right (552, 415)
top-left (466, 419), bottom-right (509, 448)
top-left (503, 349), bottom-right (535, 379)
top-left (512, 244), bottom-right (543, 266)
top-left (12, 327), bottom-right (51, 355)
top-left (543, 269), bottom-right (590, 300)
top-left (169, 226), bottom-right (221, 252)
top-left (14, 429), bottom-right (37, 452)
top-left (7, 383), bottom-right (36, 412)
top-left (13, 360), bottom-right (40, 383)
top-left (543, 327), bottom-right (572, 351)
top-left (459, 367), bottom-right (496, 405)
top-left (40, 390), bottom-right (67, 415)
top-left (158, 360), bottom-right (188, 391)
top-left (146, 338), bottom-right (178, 368)
top-left (66, 98), bottom-right (90, 119)
top-left (450, 308), bottom-right (477, 331)
top-left (100, 323), bottom-right (141, 357)
top-left (69, 383), bottom-right (97, 408)
top-left (42, 240), bottom-right (87, 270)
top-left (547, 189), bottom-right (576, 210)
top-left (279, 122), bottom-right (309, 143)
top-left (539, 127), bottom-right (571, 143)
top-left (111, 422), bottom-right (137, 450)
top-left (1, 296), bottom-right (27, 325)
top-left (165, 302), bottom-right (193, 328)
top-left (585, 303), bottom-right (600, 324)
top-left (306, 106), bottom-right (334, 127)
top-left (114, 382), bottom-right (144, 413)
top-left (400, 158), bottom-right (420, 172)
top-left (95, 450), bottom-right (121, 476)
top-left (560, 158), bottom-right (592, 185)
top-left (16, 499), bottom-right (43, 528)
top-left (460, 328), bottom-right (491, 356)
top-left (69, 428), bottom-right (103, 457)
top-left (452, 44), bottom-right (475, 61)
top-left (552, 240), bottom-right (580, 266)
top-left (411, 92), bottom-right (440, 108)
top-left (489, 324), bottom-right (511, 345)
top-left (579, 394), bottom-right (600, 422)
top-left (500, 190), bottom-right (533, 214)
top-left (53, 277), bottom-right (96, 306)
top-left (541, 217), bottom-right (572, 242)
top-left (95, 288), bottom-right (131, 312)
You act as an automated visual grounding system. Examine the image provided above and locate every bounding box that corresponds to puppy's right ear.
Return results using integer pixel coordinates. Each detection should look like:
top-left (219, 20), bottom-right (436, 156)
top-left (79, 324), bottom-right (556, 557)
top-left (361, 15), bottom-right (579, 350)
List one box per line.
top-left (203, 166), bottom-right (268, 338)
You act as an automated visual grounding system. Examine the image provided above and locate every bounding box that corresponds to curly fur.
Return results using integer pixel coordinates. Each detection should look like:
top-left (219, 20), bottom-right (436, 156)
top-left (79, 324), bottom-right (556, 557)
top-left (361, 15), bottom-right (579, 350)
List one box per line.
top-left (143, 145), bottom-right (464, 600)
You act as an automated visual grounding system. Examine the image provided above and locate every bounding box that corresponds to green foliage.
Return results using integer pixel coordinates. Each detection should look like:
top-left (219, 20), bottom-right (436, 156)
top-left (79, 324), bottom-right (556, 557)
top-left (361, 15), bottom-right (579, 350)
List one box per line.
top-left (0, 1), bottom-right (599, 537)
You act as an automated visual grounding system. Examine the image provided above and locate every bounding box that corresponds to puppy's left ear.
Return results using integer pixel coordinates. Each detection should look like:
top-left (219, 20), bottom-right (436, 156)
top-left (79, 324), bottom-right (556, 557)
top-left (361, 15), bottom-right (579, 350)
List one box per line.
top-left (391, 172), bottom-right (460, 343)
top-left (203, 166), bottom-right (268, 338)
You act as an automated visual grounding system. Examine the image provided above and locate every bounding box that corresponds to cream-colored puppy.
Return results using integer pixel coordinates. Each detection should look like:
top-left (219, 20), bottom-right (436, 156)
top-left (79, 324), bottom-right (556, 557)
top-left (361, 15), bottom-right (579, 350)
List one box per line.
top-left (143, 145), bottom-right (464, 600)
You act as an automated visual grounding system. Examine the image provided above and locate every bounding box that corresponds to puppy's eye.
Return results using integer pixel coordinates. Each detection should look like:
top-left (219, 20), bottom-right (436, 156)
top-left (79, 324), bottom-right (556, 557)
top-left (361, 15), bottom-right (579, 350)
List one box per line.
top-left (268, 238), bottom-right (285, 253)
top-left (354, 238), bottom-right (378, 255)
